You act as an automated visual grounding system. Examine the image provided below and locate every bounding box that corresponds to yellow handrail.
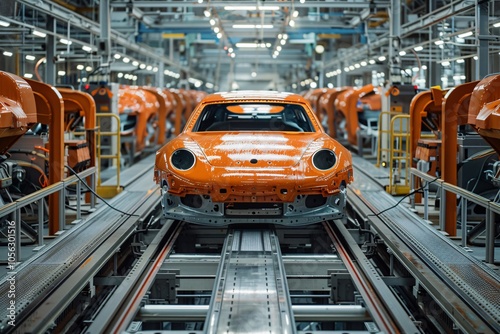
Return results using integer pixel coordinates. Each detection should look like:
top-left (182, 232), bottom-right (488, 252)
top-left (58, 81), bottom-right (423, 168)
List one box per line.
top-left (96, 113), bottom-right (122, 198)
top-left (386, 114), bottom-right (411, 195)
top-left (376, 111), bottom-right (400, 168)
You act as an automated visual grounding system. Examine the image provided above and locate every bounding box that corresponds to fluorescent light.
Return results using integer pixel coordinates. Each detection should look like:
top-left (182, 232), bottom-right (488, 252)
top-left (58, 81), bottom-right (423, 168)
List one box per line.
top-left (399, 50), bottom-right (406, 56)
top-left (225, 6), bottom-right (257, 10)
top-left (422, 65), bottom-right (427, 70)
top-left (32, 30), bottom-right (46, 38)
top-left (76, 64), bottom-right (84, 70)
top-left (300, 0), bottom-right (305, 3)
top-left (434, 40), bottom-right (444, 45)
top-left (236, 42), bottom-right (268, 48)
top-left (86, 66), bottom-right (93, 71)
top-left (82, 45), bottom-right (93, 52)
top-left (441, 61), bottom-right (450, 66)
top-left (414, 46), bottom-right (423, 52)
top-left (458, 31), bottom-right (473, 38)
top-left (412, 67), bottom-right (419, 72)
top-left (494, 22), bottom-right (500, 28)
top-left (232, 24), bottom-right (273, 29)
top-left (378, 56), bottom-right (386, 61)
top-left (473, 56), bottom-right (478, 60)
top-left (3, 51), bottom-right (12, 57)
top-left (224, 5), bottom-right (279, 11)
top-left (25, 55), bottom-right (36, 61)
top-left (0, 20), bottom-right (10, 27)
top-left (456, 59), bottom-right (465, 63)
top-left (58, 70), bottom-right (66, 76)
top-left (24, 73), bottom-right (33, 78)
top-left (60, 38), bottom-right (72, 45)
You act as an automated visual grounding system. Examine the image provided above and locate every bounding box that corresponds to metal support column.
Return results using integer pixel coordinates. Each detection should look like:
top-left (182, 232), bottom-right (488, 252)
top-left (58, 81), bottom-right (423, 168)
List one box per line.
top-left (45, 17), bottom-right (56, 85)
top-left (475, 0), bottom-right (489, 80)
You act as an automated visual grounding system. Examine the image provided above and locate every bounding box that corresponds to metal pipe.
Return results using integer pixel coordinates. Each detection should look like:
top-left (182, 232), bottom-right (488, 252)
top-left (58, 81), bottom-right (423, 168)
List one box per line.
top-left (136, 305), bottom-right (370, 322)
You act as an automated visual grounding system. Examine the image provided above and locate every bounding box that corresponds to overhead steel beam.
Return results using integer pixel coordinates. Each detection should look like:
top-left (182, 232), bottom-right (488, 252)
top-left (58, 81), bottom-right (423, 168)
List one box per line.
top-left (111, 1), bottom-right (389, 9)
top-left (136, 305), bottom-right (371, 322)
top-left (15, 0), bottom-right (190, 71)
top-left (400, 0), bottom-right (475, 37)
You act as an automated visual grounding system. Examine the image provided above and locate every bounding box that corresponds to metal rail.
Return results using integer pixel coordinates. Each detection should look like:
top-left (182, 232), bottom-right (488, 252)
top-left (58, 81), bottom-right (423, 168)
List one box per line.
top-left (410, 167), bottom-right (499, 263)
top-left (323, 222), bottom-right (417, 334)
top-left (85, 220), bottom-right (184, 333)
top-left (0, 167), bottom-right (96, 259)
top-left (205, 229), bottom-right (295, 334)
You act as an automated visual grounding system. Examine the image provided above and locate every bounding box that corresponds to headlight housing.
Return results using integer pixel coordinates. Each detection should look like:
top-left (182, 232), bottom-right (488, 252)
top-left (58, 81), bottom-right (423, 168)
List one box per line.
top-left (312, 149), bottom-right (336, 170)
top-left (171, 149), bottom-right (196, 170)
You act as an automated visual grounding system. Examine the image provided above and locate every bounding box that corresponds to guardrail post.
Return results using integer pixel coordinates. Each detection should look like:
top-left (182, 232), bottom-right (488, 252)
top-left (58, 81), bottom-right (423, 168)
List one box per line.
top-left (38, 198), bottom-right (44, 247)
top-left (485, 206), bottom-right (495, 264)
top-left (76, 179), bottom-right (81, 220)
top-left (439, 184), bottom-right (446, 232)
top-left (423, 180), bottom-right (429, 221)
top-left (410, 173), bottom-right (415, 210)
top-left (461, 197), bottom-right (467, 247)
top-left (14, 207), bottom-right (21, 263)
top-left (90, 172), bottom-right (96, 209)
top-left (59, 184), bottom-right (65, 232)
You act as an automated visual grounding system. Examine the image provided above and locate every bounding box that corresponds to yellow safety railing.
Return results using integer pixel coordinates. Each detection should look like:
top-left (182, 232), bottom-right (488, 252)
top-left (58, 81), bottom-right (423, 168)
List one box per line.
top-left (386, 114), bottom-right (411, 195)
top-left (96, 113), bottom-right (122, 198)
top-left (376, 111), bottom-right (400, 168)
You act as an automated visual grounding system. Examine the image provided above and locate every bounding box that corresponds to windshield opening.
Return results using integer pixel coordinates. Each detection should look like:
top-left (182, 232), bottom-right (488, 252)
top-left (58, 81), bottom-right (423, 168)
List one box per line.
top-left (193, 103), bottom-right (314, 132)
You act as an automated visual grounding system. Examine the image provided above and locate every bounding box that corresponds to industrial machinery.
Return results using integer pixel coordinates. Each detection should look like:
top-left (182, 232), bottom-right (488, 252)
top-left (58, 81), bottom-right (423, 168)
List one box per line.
top-left (409, 82), bottom-right (492, 236)
top-left (154, 91), bottom-right (354, 226)
top-left (334, 84), bottom-right (381, 155)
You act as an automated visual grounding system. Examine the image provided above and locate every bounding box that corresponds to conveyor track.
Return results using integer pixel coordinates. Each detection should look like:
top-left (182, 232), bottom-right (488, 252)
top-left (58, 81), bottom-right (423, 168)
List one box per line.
top-left (205, 228), bottom-right (295, 334)
top-left (350, 156), bottom-right (500, 333)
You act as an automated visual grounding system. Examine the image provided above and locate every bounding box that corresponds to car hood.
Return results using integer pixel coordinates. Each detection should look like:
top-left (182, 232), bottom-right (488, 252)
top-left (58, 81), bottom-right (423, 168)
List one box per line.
top-left (188, 132), bottom-right (323, 168)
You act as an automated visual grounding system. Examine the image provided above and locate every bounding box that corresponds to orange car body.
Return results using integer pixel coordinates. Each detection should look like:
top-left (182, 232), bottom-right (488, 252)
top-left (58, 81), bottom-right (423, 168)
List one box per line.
top-left (154, 91), bottom-right (354, 225)
top-left (118, 86), bottom-right (160, 153)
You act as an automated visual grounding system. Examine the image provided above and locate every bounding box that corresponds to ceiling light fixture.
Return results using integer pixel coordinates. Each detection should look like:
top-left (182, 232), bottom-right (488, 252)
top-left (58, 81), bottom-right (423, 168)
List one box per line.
top-left (32, 30), bottom-right (46, 38)
top-left (289, 19), bottom-right (295, 27)
top-left (60, 38), bottom-right (72, 45)
top-left (123, 57), bottom-right (130, 63)
top-left (232, 24), bottom-right (274, 29)
top-left (457, 31), bottom-right (473, 38)
top-left (378, 56), bottom-right (386, 61)
top-left (82, 45), bottom-right (93, 52)
top-left (399, 50), bottom-right (406, 56)
top-left (204, 10), bottom-right (211, 17)
top-left (434, 40), bottom-right (444, 45)
top-left (414, 46), bottom-right (423, 52)
top-left (0, 20), bottom-right (10, 27)
top-left (3, 51), bottom-right (13, 57)
top-left (25, 55), bottom-right (36, 61)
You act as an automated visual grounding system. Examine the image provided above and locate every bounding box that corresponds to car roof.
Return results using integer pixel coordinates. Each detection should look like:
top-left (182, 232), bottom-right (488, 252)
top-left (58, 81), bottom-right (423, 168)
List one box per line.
top-left (200, 90), bottom-right (309, 104)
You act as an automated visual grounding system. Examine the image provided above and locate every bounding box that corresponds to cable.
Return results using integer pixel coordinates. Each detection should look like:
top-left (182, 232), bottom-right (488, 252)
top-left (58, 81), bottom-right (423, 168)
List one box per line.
top-left (369, 176), bottom-right (440, 218)
top-left (65, 165), bottom-right (139, 217)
